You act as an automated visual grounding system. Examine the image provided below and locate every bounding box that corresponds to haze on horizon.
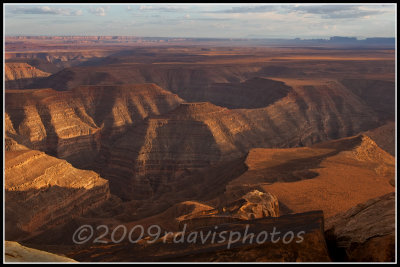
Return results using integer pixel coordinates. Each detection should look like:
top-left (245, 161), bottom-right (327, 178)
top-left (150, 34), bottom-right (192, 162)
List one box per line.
top-left (3, 3), bottom-right (396, 39)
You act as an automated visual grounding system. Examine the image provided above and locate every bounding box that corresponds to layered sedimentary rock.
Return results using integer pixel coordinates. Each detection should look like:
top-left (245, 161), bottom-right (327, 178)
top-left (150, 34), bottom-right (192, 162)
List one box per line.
top-left (5, 84), bottom-right (183, 168)
top-left (67, 210), bottom-right (330, 262)
top-left (364, 121), bottom-right (395, 156)
top-left (5, 241), bottom-right (77, 262)
top-left (5, 62), bottom-right (51, 81)
top-left (325, 192), bottom-right (395, 262)
top-left (6, 79), bottom-right (387, 205)
top-left (97, 103), bottom-right (228, 199)
top-left (98, 78), bottom-right (382, 200)
top-left (227, 135), bottom-right (395, 218)
top-left (28, 64), bottom-right (260, 93)
top-left (229, 190), bottom-right (279, 219)
top-left (340, 79), bottom-right (395, 121)
top-left (5, 136), bottom-right (29, 151)
top-left (186, 190), bottom-right (279, 221)
top-left (5, 49), bottom-right (116, 73)
top-left (5, 62), bottom-right (51, 89)
top-left (178, 190), bottom-right (279, 230)
top-left (27, 62), bottom-right (394, 121)
top-left (5, 149), bottom-right (110, 240)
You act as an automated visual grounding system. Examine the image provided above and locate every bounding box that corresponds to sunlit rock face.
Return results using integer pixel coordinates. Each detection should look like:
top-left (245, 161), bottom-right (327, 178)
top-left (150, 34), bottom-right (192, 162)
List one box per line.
top-left (5, 149), bottom-right (110, 240)
top-left (5, 62), bottom-right (51, 89)
top-left (4, 84), bottom-right (184, 168)
top-left (5, 241), bottom-right (77, 262)
top-left (98, 79), bottom-right (383, 201)
top-left (235, 190), bottom-right (280, 219)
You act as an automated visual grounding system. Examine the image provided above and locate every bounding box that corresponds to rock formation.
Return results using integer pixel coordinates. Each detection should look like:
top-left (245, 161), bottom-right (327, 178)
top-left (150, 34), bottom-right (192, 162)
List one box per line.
top-left (97, 79), bottom-right (382, 200)
top-left (5, 49), bottom-right (116, 74)
top-left (5, 149), bottom-right (110, 240)
top-left (4, 42), bottom-right (395, 262)
top-left (5, 241), bottom-right (77, 262)
top-left (325, 192), bottom-right (395, 262)
top-left (5, 84), bottom-right (183, 168)
top-left (5, 136), bottom-right (29, 151)
top-left (364, 121), bottom-right (395, 156)
top-left (234, 190), bottom-right (280, 219)
top-left (5, 62), bottom-right (51, 89)
top-left (67, 211), bottom-right (331, 262)
top-left (340, 79), bottom-right (395, 121)
top-left (184, 190), bottom-right (279, 221)
top-left (227, 135), bottom-right (395, 218)
top-left (176, 190), bottom-right (279, 231)
top-left (5, 62), bottom-right (50, 81)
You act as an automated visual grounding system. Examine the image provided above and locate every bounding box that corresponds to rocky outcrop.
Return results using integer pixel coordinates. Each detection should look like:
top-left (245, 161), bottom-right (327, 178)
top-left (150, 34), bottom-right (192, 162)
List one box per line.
top-left (5, 62), bottom-right (50, 81)
top-left (227, 135), bottom-right (395, 218)
top-left (5, 150), bottom-right (110, 240)
top-left (5, 84), bottom-right (183, 168)
top-left (5, 241), bottom-right (77, 262)
top-left (325, 192), bottom-right (395, 262)
top-left (6, 78), bottom-right (386, 201)
top-left (233, 190), bottom-right (279, 219)
top-left (5, 136), bottom-right (29, 151)
top-left (5, 49), bottom-right (116, 74)
top-left (97, 102), bottom-right (237, 200)
top-left (28, 63), bottom-right (260, 93)
top-left (67, 210), bottom-right (330, 262)
top-left (26, 63), bottom-right (394, 124)
top-left (5, 62), bottom-right (51, 89)
top-left (186, 190), bottom-right (279, 220)
top-left (177, 190), bottom-right (279, 230)
top-left (364, 121), bottom-right (395, 156)
top-left (340, 79), bottom-right (395, 121)
top-left (98, 79), bottom-right (382, 200)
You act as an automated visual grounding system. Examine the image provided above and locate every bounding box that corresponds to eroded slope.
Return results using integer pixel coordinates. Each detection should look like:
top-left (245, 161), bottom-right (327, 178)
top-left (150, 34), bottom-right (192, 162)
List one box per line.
top-left (5, 149), bottom-right (110, 240)
top-left (5, 84), bottom-right (183, 168)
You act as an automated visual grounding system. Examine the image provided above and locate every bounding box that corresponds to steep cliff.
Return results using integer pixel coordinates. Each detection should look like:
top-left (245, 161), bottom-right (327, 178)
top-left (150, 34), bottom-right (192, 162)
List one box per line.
top-left (5, 149), bottom-right (110, 240)
top-left (5, 62), bottom-right (51, 81)
top-left (364, 121), bottom-right (395, 156)
top-left (5, 84), bottom-right (183, 168)
top-left (98, 79), bottom-right (381, 200)
top-left (5, 62), bottom-right (51, 89)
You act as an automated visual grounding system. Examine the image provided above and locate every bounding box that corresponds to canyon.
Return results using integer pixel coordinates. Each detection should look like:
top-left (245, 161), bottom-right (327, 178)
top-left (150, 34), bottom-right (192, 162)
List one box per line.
top-left (4, 37), bottom-right (396, 262)
top-left (5, 149), bottom-right (110, 241)
top-left (5, 62), bottom-right (51, 89)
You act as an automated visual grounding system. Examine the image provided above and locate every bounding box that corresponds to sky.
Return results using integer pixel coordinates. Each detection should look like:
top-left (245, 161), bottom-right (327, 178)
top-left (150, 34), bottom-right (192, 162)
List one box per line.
top-left (3, 3), bottom-right (396, 39)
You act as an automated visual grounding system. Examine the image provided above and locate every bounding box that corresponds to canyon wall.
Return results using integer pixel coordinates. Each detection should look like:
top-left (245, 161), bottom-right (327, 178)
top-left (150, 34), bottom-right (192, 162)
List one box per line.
top-left (97, 79), bottom-right (382, 200)
top-left (5, 62), bottom-right (51, 89)
top-left (5, 150), bottom-right (110, 240)
top-left (5, 84), bottom-right (183, 168)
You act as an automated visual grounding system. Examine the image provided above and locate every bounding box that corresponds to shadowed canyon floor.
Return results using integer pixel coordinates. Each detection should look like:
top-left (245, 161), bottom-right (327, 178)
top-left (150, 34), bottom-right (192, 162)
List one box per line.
top-left (4, 42), bottom-right (396, 262)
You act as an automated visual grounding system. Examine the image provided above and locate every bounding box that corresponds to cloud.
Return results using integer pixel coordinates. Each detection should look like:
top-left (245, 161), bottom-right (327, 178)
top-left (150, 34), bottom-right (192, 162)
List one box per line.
top-left (7, 6), bottom-right (83, 16)
top-left (88, 6), bottom-right (110, 16)
top-left (209, 5), bottom-right (277, 13)
top-left (205, 4), bottom-right (387, 19)
top-left (138, 5), bottom-right (189, 12)
top-left (75, 9), bottom-right (83, 16)
top-left (288, 5), bottom-right (386, 19)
